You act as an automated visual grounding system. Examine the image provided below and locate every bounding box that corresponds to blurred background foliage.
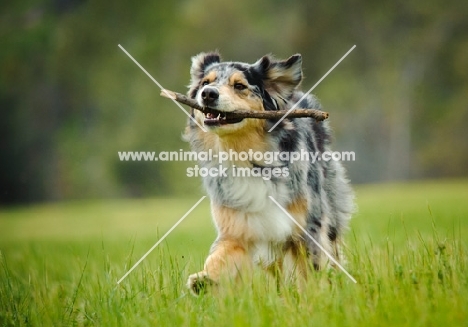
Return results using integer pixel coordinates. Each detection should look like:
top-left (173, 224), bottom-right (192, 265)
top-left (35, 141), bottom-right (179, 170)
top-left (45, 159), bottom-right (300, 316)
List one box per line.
top-left (1, 0), bottom-right (467, 204)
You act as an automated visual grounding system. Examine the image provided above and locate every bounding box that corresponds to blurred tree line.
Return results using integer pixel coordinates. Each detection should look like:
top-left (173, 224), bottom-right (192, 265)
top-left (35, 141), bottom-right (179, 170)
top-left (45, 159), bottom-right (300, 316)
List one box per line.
top-left (1, 0), bottom-right (467, 204)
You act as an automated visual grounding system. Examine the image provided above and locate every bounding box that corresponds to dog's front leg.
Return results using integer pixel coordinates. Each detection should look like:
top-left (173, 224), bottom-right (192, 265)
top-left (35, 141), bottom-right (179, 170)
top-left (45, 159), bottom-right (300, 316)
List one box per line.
top-left (187, 238), bottom-right (248, 295)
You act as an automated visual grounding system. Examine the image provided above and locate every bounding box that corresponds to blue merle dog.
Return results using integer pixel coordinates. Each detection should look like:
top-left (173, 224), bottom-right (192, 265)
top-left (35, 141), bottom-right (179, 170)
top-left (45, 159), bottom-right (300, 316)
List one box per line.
top-left (184, 52), bottom-right (354, 295)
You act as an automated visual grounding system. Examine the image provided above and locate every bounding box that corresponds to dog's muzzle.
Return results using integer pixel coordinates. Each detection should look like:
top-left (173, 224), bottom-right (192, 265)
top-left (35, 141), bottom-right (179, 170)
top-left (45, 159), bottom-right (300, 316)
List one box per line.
top-left (199, 87), bottom-right (244, 126)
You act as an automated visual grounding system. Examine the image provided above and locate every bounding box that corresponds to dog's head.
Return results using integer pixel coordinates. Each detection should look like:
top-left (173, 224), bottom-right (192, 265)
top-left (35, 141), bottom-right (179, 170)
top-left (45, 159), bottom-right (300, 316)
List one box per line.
top-left (188, 52), bottom-right (303, 133)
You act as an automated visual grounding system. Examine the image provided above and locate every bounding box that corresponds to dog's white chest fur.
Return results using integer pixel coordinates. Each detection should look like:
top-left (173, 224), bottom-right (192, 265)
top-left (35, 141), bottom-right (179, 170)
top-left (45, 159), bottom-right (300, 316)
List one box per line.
top-left (207, 162), bottom-right (294, 244)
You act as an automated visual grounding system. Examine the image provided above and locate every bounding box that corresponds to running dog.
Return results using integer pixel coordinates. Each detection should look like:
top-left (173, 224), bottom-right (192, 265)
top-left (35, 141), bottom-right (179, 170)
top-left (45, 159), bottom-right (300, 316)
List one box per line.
top-left (184, 52), bottom-right (354, 295)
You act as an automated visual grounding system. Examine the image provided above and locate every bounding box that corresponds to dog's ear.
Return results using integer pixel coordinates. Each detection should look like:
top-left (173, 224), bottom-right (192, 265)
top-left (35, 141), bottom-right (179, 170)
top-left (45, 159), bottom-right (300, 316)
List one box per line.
top-left (253, 54), bottom-right (302, 101)
top-left (190, 52), bottom-right (221, 81)
top-left (188, 52), bottom-right (221, 98)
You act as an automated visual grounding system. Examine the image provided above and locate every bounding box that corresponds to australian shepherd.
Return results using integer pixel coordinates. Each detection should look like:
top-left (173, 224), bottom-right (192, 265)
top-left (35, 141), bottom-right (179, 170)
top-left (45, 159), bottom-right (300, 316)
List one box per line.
top-left (184, 52), bottom-right (354, 295)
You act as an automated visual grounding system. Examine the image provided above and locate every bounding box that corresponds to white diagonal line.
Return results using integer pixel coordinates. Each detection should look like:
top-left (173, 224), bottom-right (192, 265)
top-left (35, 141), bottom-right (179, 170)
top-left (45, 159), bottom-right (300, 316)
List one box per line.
top-left (117, 196), bottom-right (206, 284)
top-left (268, 45), bottom-right (356, 132)
top-left (118, 44), bottom-right (207, 132)
top-left (269, 196), bottom-right (357, 283)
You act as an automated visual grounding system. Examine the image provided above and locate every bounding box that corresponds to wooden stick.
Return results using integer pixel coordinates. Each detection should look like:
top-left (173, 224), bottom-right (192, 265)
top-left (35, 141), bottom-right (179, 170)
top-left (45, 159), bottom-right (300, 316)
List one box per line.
top-left (160, 89), bottom-right (329, 121)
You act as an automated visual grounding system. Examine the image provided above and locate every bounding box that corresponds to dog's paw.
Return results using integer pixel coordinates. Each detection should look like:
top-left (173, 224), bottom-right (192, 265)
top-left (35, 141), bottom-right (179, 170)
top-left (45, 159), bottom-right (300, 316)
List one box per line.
top-left (187, 271), bottom-right (215, 296)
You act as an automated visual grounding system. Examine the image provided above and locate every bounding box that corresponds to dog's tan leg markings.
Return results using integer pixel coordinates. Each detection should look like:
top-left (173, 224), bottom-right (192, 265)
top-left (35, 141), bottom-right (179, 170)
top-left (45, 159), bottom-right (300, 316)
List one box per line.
top-left (287, 198), bottom-right (308, 235)
top-left (187, 238), bottom-right (248, 295)
top-left (281, 198), bottom-right (309, 289)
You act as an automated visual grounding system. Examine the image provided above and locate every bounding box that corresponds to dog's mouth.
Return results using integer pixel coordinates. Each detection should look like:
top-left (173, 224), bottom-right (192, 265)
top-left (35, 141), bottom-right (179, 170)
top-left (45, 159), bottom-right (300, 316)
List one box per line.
top-left (203, 108), bottom-right (244, 126)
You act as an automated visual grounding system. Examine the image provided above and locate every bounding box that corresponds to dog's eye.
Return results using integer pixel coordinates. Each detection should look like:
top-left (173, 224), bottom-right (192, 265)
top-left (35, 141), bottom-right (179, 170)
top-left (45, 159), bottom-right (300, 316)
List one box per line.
top-left (234, 83), bottom-right (247, 91)
top-left (201, 80), bottom-right (210, 86)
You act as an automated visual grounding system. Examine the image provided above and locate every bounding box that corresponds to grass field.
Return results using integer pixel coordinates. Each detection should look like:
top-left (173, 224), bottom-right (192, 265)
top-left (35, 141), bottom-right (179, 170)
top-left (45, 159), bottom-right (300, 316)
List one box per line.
top-left (1, 180), bottom-right (467, 326)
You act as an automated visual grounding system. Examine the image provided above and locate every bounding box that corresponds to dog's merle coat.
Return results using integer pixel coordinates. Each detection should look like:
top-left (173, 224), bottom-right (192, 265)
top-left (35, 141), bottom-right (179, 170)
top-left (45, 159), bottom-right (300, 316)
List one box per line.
top-left (184, 52), bottom-right (354, 294)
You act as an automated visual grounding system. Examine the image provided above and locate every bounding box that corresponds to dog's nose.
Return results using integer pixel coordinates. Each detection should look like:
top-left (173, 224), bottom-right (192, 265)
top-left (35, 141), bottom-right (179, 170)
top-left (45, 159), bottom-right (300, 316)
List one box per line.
top-left (201, 87), bottom-right (219, 105)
